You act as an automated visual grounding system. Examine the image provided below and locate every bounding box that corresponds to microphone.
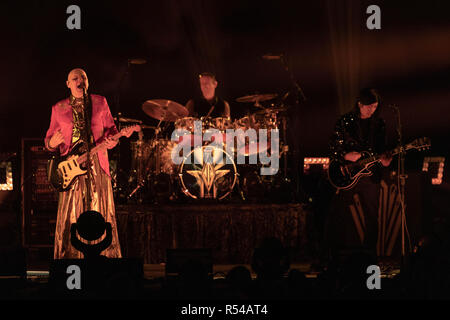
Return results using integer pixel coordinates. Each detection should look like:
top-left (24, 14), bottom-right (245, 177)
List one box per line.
top-left (78, 82), bottom-right (88, 96)
top-left (262, 54), bottom-right (283, 60)
top-left (128, 58), bottom-right (147, 65)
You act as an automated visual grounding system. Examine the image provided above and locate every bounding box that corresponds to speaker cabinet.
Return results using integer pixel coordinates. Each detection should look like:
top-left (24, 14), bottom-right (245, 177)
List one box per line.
top-left (21, 138), bottom-right (58, 248)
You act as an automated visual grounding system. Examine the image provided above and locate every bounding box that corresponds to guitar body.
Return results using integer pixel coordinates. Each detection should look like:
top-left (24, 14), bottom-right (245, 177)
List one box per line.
top-left (47, 143), bottom-right (87, 192)
top-left (47, 155), bottom-right (64, 192)
top-left (47, 124), bottom-right (141, 192)
top-left (327, 137), bottom-right (431, 191)
top-left (328, 159), bottom-right (374, 191)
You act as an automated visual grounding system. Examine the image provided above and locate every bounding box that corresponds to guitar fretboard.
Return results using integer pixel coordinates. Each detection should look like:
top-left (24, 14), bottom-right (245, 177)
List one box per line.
top-left (76, 130), bottom-right (126, 165)
top-left (352, 143), bottom-right (421, 168)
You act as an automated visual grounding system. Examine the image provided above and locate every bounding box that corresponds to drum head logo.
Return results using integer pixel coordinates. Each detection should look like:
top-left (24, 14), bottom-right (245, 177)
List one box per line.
top-left (179, 146), bottom-right (237, 200)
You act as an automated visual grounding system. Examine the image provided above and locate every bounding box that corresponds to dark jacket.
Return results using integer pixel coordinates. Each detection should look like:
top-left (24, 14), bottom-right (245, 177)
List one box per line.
top-left (329, 110), bottom-right (387, 163)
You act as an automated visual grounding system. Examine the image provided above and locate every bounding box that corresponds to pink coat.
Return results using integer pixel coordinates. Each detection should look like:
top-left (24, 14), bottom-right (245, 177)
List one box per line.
top-left (45, 94), bottom-right (118, 176)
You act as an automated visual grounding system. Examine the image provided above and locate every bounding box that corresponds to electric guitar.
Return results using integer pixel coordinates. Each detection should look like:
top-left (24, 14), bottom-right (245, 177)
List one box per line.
top-left (47, 125), bottom-right (140, 191)
top-left (327, 137), bottom-right (431, 191)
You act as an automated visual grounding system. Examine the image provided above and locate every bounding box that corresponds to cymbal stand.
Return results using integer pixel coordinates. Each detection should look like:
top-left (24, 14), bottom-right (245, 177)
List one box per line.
top-left (154, 120), bottom-right (163, 174)
top-left (281, 114), bottom-right (289, 181)
top-left (113, 61), bottom-right (132, 200)
top-left (128, 130), bottom-right (145, 201)
top-left (128, 120), bottom-right (162, 200)
top-left (279, 55), bottom-right (306, 103)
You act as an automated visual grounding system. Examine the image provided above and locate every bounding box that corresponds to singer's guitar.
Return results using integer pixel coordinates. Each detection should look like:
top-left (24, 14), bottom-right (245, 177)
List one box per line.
top-left (47, 125), bottom-right (140, 191)
top-left (327, 137), bottom-right (431, 191)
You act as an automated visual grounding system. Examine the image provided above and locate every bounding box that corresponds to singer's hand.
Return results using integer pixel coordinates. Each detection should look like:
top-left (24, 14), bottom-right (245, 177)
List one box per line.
top-left (49, 130), bottom-right (64, 149)
top-left (104, 136), bottom-right (118, 149)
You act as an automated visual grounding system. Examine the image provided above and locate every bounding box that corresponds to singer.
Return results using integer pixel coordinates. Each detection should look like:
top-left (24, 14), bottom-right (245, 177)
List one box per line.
top-left (45, 68), bottom-right (122, 259)
top-left (326, 88), bottom-right (392, 259)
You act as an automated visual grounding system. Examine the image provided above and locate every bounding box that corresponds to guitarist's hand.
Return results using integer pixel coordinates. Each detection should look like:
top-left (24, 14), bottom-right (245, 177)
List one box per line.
top-left (104, 137), bottom-right (118, 149)
top-left (344, 152), bottom-right (362, 162)
top-left (49, 130), bottom-right (64, 149)
top-left (380, 152), bottom-right (392, 167)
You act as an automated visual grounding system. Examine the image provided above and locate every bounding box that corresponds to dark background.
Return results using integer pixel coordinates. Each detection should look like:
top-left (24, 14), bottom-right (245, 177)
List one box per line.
top-left (1, 0), bottom-right (449, 155)
top-left (0, 0), bottom-right (447, 265)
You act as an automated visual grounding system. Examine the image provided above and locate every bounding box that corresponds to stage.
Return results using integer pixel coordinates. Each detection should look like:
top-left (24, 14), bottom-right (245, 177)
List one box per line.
top-left (115, 202), bottom-right (314, 265)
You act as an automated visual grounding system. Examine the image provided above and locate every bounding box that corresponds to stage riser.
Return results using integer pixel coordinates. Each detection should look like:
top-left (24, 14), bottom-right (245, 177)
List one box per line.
top-left (116, 204), bottom-right (313, 265)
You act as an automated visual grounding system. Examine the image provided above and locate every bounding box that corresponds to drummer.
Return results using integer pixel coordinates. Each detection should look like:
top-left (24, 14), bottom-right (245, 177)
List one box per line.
top-left (186, 72), bottom-right (231, 119)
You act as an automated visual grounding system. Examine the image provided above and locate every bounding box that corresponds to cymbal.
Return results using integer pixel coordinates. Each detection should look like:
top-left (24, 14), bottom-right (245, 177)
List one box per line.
top-left (142, 99), bottom-right (188, 122)
top-left (236, 93), bottom-right (278, 103)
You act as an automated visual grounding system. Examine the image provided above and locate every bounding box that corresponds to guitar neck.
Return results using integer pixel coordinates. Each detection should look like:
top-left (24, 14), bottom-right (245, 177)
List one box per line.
top-left (358, 145), bottom-right (407, 166)
top-left (77, 131), bottom-right (123, 164)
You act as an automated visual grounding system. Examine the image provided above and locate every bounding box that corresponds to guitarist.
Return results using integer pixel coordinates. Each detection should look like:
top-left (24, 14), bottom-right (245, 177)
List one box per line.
top-left (45, 68), bottom-right (124, 259)
top-left (326, 88), bottom-right (392, 259)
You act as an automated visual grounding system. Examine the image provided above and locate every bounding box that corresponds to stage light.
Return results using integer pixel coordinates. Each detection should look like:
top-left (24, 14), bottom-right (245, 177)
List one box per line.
top-left (422, 157), bottom-right (445, 185)
top-left (303, 157), bottom-right (329, 173)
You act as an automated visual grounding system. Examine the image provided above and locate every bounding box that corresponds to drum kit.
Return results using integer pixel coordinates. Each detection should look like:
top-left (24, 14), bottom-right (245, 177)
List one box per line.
top-left (114, 93), bottom-right (291, 203)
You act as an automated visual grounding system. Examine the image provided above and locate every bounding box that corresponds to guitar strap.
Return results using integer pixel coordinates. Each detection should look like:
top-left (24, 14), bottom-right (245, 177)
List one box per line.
top-left (82, 94), bottom-right (94, 146)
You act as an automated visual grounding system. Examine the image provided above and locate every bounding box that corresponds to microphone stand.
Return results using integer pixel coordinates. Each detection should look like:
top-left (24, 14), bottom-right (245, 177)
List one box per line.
top-left (278, 55), bottom-right (306, 199)
top-left (83, 87), bottom-right (93, 210)
top-left (113, 61), bottom-right (132, 201)
top-left (392, 104), bottom-right (410, 268)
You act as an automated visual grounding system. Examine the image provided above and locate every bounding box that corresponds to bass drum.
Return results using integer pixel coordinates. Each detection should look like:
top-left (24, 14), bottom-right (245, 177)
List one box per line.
top-left (179, 145), bottom-right (237, 200)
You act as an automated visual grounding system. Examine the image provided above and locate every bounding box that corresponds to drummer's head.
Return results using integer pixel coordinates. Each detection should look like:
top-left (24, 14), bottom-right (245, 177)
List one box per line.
top-left (199, 72), bottom-right (217, 100)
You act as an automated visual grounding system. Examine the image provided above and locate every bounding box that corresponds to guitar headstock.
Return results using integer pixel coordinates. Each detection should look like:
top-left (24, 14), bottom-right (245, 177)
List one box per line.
top-left (121, 124), bottom-right (141, 138)
top-left (407, 137), bottom-right (431, 151)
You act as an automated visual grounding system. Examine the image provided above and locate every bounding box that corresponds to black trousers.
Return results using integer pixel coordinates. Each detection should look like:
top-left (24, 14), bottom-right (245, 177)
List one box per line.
top-left (325, 177), bottom-right (380, 257)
